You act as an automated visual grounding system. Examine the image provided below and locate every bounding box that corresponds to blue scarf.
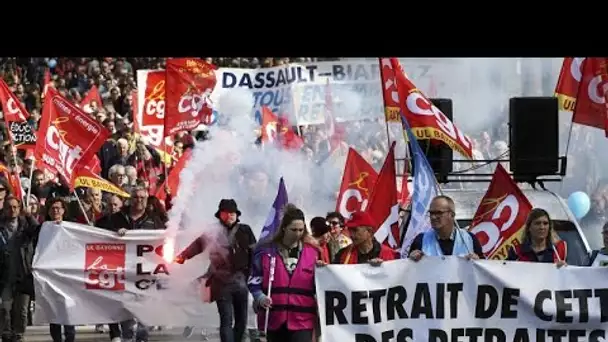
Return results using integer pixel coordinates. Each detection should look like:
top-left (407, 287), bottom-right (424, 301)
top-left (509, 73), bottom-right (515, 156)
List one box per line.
top-left (421, 228), bottom-right (473, 256)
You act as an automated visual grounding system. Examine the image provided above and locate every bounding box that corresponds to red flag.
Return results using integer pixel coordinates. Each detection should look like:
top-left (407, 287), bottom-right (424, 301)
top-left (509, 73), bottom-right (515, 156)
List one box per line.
top-left (324, 79), bottom-right (345, 152)
top-left (34, 88), bottom-right (110, 188)
top-left (336, 148), bottom-right (378, 220)
top-left (378, 57), bottom-right (474, 159)
top-left (555, 58), bottom-right (608, 136)
top-left (398, 173), bottom-right (412, 207)
top-left (365, 142), bottom-right (401, 248)
top-left (80, 85), bottom-right (104, 113)
top-left (468, 164), bottom-right (532, 259)
top-left (134, 73), bottom-right (174, 165)
top-left (86, 155), bottom-right (102, 175)
top-left (0, 79), bottom-right (36, 149)
top-left (0, 162), bottom-right (23, 201)
top-left (260, 106), bottom-right (303, 150)
top-left (156, 149), bottom-right (193, 202)
top-left (164, 58), bottom-right (216, 136)
top-left (0, 79), bottom-right (29, 122)
top-left (42, 68), bottom-right (53, 99)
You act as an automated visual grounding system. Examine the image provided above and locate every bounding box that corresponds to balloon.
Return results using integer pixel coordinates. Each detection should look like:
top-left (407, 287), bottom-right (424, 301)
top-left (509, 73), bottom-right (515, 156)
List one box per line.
top-left (47, 59), bottom-right (57, 68)
top-left (567, 191), bottom-right (591, 219)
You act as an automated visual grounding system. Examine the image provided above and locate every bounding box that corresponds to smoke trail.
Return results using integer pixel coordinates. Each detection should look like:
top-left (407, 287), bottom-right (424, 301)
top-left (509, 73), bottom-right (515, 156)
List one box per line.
top-left (166, 87), bottom-right (352, 245)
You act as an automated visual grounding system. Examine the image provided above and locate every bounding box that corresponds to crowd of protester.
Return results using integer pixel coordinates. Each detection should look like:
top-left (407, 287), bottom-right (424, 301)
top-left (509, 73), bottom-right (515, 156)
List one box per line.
top-left (0, 57), bottom-right (602, 342)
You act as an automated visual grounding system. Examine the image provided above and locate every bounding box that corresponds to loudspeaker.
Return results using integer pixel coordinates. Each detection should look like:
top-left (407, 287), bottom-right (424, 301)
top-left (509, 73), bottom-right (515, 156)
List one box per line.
top-left (509, 97), bottom-right (559, 180)
top-left (419, 98), bottom-right (453, 182)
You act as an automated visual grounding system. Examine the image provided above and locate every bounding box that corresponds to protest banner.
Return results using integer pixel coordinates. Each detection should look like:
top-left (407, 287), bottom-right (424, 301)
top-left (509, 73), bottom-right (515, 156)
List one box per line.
top-left (316, 257), bottom-right (608, 342)
top-left (211, 59), bottom-right (462, 126)
top-left (33, 221), bottom-right (215, 326)
top-left (9, 121), bottom-right (36, 147)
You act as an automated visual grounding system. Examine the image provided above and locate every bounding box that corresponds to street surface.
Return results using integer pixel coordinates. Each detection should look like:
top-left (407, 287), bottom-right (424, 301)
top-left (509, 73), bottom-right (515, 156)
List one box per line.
top-left (25, 325), bottom-right (266, 341)
top-left (25, 304), bottom-right (260, 341)
top-left (25, 325), bottom-right (222, 341)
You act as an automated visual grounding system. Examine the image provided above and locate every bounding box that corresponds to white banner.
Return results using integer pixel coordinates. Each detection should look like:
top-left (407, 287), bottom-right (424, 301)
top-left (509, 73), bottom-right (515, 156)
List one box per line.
top-left (211, 59), bottom-right (462, 126)
top-left (33, 221), bottom-right (216, 326)
top-left (316, 257), bottom-right (608, 342)
top-left (136, 59), bottom-right (461, 127)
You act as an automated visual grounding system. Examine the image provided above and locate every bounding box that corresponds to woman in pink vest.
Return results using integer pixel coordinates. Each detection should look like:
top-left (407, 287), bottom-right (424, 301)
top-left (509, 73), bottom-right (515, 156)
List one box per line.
top-left (248, 204), bottom-right (321, 342)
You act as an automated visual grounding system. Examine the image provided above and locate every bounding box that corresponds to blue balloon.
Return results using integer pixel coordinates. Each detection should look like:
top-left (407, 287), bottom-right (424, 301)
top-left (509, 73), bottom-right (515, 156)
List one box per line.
top-left (567, 191), bottom-right (591, 219)
top-left (47, 59), bottom-right (57, 68)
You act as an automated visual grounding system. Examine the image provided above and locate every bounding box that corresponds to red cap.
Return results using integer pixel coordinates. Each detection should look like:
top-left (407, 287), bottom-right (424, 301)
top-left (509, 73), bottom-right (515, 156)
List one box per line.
top-left (346, 211), bottom-right (375, 229)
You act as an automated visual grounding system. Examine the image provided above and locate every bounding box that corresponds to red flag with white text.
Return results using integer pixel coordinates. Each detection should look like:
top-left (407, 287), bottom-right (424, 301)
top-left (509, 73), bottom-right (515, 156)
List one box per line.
top-left (468, 164), bottom-right (532, 260)
top-left (555, 57), bottom-right (608, 136)
top-left (34, 88), bottom-right (110, 188)
top-left (378, 57), bottom-right (474, 159)
top-left (164, 58), bottom-right (217, 136)
top-left (0, 79), bottom-right (36, 148)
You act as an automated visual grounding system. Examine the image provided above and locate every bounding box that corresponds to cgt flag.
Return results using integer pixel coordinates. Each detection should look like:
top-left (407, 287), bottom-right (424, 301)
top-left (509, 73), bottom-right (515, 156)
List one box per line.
top-left (35, 88), bottom-right (110, 188)
top-left (164, 58), bottom-right (217, 136)
top-left (400, 118), bottom-right (439, 257)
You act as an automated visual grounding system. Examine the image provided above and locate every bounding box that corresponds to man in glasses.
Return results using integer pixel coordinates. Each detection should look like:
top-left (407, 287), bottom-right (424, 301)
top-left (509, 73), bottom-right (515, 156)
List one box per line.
top-left (408, 195), bottom-right (483, 261)
top-left (325, 212), bottom-right (352, 261)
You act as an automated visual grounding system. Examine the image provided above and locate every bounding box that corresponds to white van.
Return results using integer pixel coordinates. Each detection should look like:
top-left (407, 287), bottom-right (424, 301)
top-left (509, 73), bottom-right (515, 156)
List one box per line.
top-left (443, 188), bottom-right (592, 266)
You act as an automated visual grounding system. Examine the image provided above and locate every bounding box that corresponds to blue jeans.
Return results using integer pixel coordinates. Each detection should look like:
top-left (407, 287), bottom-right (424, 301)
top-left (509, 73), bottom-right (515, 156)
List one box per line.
top-left (49, 324), bottom-right (75, 342)
top-left (216, 274), bottom-right (249, 342)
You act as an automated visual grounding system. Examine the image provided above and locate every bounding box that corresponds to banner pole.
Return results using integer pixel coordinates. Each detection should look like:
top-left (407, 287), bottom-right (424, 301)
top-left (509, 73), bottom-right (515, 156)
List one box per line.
top-left (264, 255), bottom-right (276, 335)
top-left (25, 157), bottom-right (35, 207)
top-left (75, 192), bottom-right (92, 225)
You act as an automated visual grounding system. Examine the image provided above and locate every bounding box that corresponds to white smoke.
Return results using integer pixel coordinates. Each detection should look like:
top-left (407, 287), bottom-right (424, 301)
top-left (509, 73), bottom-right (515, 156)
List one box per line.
top-left (167, 88), bottom-right (342, 243)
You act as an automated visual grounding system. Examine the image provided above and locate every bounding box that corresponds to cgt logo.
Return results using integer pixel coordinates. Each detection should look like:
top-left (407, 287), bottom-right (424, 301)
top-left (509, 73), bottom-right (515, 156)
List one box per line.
top-left (178, 88), bottom-right (213, 118)
top-left (338, 172), bottom-right (371, 219)
top-left (84, 243), bottom-right (126, 291)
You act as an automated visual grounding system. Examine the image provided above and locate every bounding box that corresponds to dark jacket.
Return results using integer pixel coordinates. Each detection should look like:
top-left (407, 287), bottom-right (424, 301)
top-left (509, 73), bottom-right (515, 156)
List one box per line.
top-left (0, 215), bottom-right (40, 296)
top-left (178, 221), bottom-right (257, 302)
top-left (95, 206), bottom-right (166, 231)
top-left (98, 139), bottom-right (119, 179)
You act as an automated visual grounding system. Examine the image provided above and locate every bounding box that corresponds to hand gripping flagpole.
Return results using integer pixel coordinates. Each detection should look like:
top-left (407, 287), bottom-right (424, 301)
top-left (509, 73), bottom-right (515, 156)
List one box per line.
top-left (264, 255), bottom-right (277, 335)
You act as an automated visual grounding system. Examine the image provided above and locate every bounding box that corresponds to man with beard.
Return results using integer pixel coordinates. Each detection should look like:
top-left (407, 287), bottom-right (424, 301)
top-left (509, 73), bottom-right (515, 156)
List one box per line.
top-left (176, 199), bottom-right (257, 342)
top-left (95, 186), bottom-right (165, 342)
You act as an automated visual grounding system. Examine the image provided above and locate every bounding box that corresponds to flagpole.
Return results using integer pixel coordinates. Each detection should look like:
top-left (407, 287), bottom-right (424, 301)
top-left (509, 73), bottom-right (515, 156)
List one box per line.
top-left (25, 158), bottom-right (35, 207)
top-left (7, 138), bottom-right (25, 208)
top-left (264, 255), bottom-right (276, 335)
top-left (75, 192), bottom-right (92, 225)
top-left (385, 58), bottom-right (472, 256)
top-left (377, 58), bottom-right (397, 163)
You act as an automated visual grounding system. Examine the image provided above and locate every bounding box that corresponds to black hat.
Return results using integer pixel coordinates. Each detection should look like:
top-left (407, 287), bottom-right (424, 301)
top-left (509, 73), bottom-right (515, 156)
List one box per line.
top-left (215, 199), bottom-right (241, 219)
top-left (310, 216), bottom-right (330, 238)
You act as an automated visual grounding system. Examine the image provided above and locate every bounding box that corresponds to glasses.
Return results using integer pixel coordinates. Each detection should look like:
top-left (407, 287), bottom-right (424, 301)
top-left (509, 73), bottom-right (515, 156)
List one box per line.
top-left (329, 221), bottom-right (341, 226)
top-left (0, 187), bottom-right (5, 192)
top-left (427, 210), bottom-right (452, 217)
